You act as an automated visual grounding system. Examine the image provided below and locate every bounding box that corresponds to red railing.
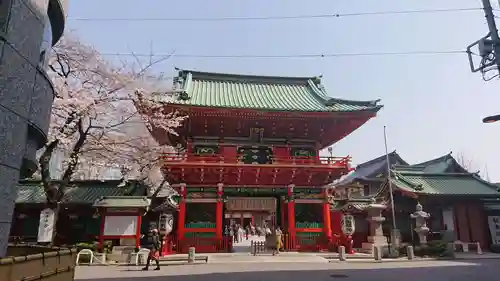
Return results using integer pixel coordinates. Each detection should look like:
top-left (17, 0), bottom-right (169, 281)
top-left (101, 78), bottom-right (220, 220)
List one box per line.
top-left (172, 235), bottom-right (233, 253)
top-left (283, 233), bottom-right (331, 252)
top-left (161, 153), bottom-right (350, 168)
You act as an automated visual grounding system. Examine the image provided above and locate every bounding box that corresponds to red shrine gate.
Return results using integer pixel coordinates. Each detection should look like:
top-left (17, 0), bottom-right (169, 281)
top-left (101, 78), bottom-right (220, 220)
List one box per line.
top-left (138, 69), bottom-right (382, 253)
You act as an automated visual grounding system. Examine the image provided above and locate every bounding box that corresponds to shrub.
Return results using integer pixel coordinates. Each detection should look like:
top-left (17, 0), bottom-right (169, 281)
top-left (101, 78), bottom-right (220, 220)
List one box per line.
top-left (398, 245), bottom-right (407, 256)
top-left (490, 244), bottom-right (500, 253)
top-left (75, 242), bottom-right (97, 252)
top-left (75, 241), bottom-right (113, 254)
top-left (414, 240), bottom-right (447, 257)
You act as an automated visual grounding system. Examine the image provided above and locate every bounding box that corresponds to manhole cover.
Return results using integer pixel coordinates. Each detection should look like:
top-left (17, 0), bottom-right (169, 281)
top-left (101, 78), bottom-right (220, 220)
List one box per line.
top-left (330, 274), bottom-right (349, 278)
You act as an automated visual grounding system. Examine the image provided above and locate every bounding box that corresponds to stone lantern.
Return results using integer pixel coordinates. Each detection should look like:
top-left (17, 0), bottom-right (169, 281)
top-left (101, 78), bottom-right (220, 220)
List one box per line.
top-left (410, 202), bottom-right (430, 245)
top-left (362, 198), bottom-right (388, 253)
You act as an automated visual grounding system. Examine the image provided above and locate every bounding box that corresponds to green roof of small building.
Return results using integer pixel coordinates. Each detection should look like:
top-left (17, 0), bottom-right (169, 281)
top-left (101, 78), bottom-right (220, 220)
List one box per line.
top-left (409, 152), bottom-right (469, 174)
top-left (390, 168), bottom-right (499, 196)
top-left (159, 70), bottom-right (383, 113)
top-left (93, 196), bottom-right (151, 208)
top-left (16, 180), bottom-right (147, 204)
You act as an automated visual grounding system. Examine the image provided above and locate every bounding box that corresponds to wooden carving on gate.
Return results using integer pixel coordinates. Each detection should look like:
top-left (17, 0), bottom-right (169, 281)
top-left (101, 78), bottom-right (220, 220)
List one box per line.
top-left (237, 146), bottom-right (273, 164)
top-left (194, 145), bottom-right (219, 156)
top-left (187, 192), bottom-right (217, 198)
top-left (290, 147), bottom-right (316, 157)
top-left (249, 127), bottom-right (264, 143)
top-left (296, 193), bottom-right (323, 199)
top-left (188, 192), bottom-right (203, 198)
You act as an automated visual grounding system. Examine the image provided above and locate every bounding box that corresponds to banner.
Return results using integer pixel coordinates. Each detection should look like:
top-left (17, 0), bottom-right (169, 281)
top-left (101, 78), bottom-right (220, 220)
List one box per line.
top-left (487, 216), bottom-right (500, 244)
top-left (37, 208), bottom-right (55, 243)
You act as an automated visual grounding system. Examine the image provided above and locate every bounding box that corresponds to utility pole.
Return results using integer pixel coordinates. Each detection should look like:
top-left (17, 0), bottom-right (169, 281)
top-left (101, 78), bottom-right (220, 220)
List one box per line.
top-left (467, 0), bottom-right (500, 80)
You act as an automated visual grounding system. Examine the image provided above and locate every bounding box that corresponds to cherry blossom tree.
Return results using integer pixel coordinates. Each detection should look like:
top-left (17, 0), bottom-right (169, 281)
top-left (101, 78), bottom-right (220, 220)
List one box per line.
top-left (39, 35), bottom-right (186, 208)
top-left (455, 152), bottom-right (479, 174)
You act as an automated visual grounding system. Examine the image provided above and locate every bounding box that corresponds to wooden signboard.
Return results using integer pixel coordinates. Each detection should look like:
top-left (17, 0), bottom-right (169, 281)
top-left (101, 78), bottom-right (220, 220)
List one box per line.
top-left (226, 197), bottom-right (276, 211)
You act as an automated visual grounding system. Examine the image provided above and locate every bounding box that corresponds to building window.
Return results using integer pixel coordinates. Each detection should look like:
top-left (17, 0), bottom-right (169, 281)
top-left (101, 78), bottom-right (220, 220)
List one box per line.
top-left (363, 185), bottom-right (370, 196)
top-left (38, 16), bottom-right (52, 68)
top-left (0, 0), bottom-right (11, 34)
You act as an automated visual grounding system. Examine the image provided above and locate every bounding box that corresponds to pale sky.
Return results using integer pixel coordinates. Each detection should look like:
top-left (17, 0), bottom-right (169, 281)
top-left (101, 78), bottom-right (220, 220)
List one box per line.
top-left (66, 0), bottom-right (500, 181)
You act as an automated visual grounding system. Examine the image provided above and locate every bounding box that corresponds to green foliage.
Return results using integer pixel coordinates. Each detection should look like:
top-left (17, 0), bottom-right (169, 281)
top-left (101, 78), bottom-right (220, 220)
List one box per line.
top-left (490, 244), bottom-right (500, 253)
top-left (75, 242), bottom-right (97, 251)
top-left (414, 240), bottom-right (448, 257)
top-left (75, 240), bottom-right (113, 254)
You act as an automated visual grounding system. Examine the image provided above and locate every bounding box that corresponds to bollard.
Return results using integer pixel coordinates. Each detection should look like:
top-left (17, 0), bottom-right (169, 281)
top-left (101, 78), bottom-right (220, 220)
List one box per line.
top-left (338, 246), bottom-right (346, 261)
top-left (476, 242), bottom-right (483, 255)
top-left (188, 247), bottom-right (196, 263)
top-left (406, 246), bottom-right (415, 260)
top-left (446, 243), bottom-right (456, 259)
top-left (462, 243), bottom-right (469, 253)
top-left (373, 246), bottom-right (382, 261)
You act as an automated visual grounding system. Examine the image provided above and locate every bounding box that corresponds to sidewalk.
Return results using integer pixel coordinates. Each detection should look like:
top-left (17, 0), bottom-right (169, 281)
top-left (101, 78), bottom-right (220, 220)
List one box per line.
top-left (455, 252), bottom-right (500, 260)
top-left (79, 250), bottom-right (500, 266)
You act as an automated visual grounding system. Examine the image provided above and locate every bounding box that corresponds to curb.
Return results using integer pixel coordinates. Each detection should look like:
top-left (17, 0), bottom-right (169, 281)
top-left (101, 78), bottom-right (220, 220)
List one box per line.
top-left (77, 261), bottom-right (209, 267)
top-left (328, 258), bottom-right (438, 263)
top-left (327, 256), bottom-right (500, 263)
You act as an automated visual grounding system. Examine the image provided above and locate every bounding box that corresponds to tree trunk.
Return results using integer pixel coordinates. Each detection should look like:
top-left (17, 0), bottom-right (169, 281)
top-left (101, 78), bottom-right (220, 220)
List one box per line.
top-left (49, 203), bottom-right (61, 247)
top-left (39, 118), bottom-right (90, 245)
top-left (40, 140), bottom-right (60, 205)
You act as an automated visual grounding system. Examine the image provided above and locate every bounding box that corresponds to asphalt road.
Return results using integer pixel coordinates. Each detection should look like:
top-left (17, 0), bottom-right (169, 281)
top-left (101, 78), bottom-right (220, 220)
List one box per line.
top-left (75, 259), bottom-right (500, 281)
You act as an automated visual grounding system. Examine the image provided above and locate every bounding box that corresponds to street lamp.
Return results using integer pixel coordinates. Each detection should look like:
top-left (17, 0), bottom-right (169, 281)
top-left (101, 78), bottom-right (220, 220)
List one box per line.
top-left (483, 114), bottom-right (500, 123)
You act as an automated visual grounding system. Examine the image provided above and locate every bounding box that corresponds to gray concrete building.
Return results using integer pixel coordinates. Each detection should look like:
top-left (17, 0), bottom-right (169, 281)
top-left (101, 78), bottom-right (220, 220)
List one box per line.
top-left (0, 0), bottom-right (67, 256)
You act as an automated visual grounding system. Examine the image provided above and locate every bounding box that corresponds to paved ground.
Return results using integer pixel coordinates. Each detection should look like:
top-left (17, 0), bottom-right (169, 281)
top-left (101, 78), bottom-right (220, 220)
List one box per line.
top-left (232, 235), bottom-right (265, 253)
top-left (209, 252), bottom-right (328, 263)
top-left (75, 259), bottom-right (500, 281)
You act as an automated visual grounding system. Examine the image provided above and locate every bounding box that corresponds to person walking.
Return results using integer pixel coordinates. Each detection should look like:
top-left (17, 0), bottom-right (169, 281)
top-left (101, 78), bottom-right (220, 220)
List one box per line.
top-left (229, 225), bottom-right (235, 243)
top-left (142, 228), bottom-right (161, 271)
top-left (272, 227), bottom-right (283, 256)
top-left (238, 225), bottom-right (244, 242)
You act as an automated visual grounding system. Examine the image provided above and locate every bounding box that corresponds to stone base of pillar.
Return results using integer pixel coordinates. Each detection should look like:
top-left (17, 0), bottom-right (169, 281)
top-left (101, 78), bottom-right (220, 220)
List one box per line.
top-left (362, 236), bottom-right (388, 254)
top-left (367, 235), bottom-right (388, 244)
top-left (390, 229), bottom-right (401, 248)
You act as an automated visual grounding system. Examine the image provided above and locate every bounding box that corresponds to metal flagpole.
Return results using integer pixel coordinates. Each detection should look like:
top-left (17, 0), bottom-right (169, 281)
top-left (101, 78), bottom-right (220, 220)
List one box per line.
top-left (384, 126), bottom-right (397, 230)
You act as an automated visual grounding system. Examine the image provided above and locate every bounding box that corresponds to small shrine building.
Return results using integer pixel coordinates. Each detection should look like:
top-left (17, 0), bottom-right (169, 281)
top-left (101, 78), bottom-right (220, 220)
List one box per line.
top-left (335, 151), bottom-right (500, 250)
top-left (10, 180), bottom-right (148, 245)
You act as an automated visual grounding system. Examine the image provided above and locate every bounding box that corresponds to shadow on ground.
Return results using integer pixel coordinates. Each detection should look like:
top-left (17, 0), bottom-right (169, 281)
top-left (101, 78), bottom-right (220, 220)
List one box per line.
top-left (76, 260), bottom-right (498, 281)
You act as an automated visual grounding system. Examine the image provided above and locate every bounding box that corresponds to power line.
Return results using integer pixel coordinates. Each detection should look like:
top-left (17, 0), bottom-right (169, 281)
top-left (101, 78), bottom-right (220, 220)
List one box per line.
top-left (99, 50), bottom-right (468, 59)
top-left (69, 7), bottom-right (481, 22)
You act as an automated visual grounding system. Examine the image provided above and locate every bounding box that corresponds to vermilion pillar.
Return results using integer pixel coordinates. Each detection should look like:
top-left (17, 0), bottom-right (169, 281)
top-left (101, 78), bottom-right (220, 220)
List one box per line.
top-left (135, 214), bottom-right (142, 250)
top-left (322, 188), bottom-right (332, 241)
top-left (216, 183), bottom-right (224, 239)
top-left (280, 196), bottom-right (285, 228)
top-left (98, 212), bottom-right (105, 251)
top-left (177, 183), bottom-right (187, 240)
top-left (287, 184), bottom-right (296, 242)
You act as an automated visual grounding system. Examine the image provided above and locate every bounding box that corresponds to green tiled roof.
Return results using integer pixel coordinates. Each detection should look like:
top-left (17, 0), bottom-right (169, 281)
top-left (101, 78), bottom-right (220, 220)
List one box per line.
top-left (390, 169), bottom-right (500, 196)
top-left (329, 198), bottom-right (382, 211)
top-left (409, 152), bottom-right (468, 174)
top-left (159, 70), bottom-right (383, 112)
top-left (16, 180), bottom-right (147, 204)
top-left (93, 196), bottom-right (151, 208)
